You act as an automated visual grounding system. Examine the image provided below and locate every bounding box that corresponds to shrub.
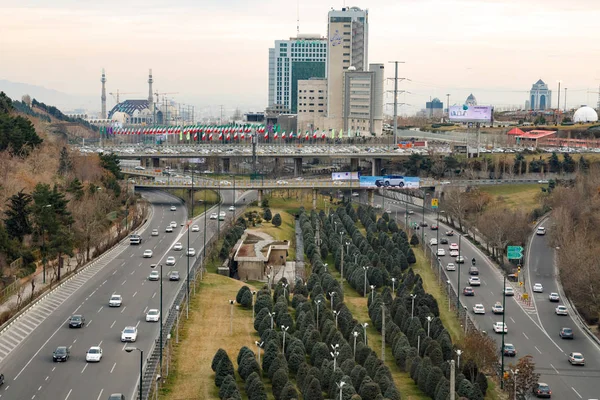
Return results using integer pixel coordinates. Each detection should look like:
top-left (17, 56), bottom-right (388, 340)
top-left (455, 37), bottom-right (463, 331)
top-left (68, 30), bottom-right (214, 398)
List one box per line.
top-left (219, 375), bottom-right (241, 399)
top-left (279, 381), bottom-right (299, 400)
top-left (410, 233), bottom-right (420, 246)
top-left (212, 348), bottom-right (228, 372)
top-left (236, 286), bottom-right (251, 304)
top-left (239, 290), bottom-right (253, 308)
top-left (215, 355), bottom-right (235, 387)
top-left (272, 368), bottom-right (289, 400)
top-left (272, 213), bottom-right (282, 227)
top-left (304, 377), bottom-right (324, 400)
top-left (264, 208), bottom-right (273, 222)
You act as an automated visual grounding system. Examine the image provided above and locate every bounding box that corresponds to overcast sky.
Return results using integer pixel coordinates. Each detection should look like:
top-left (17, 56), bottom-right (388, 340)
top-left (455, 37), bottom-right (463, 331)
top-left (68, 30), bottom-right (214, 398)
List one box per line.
top-left (1, 0), bottom-right (599, 117)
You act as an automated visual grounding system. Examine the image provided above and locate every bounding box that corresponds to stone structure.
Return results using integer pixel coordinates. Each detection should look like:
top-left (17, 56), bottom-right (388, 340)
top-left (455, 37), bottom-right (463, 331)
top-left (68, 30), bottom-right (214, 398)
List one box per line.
top-left (528, 79), bottom-right (552, 110)
top-left (232, 231), bottom-right (291, 284)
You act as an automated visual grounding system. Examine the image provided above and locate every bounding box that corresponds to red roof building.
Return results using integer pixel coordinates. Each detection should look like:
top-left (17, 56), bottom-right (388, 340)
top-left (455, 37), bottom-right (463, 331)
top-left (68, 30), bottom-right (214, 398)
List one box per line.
top-left (506, 127), bottom-right (525, 135)
top-left (514, 130), bottom-right (556, 147)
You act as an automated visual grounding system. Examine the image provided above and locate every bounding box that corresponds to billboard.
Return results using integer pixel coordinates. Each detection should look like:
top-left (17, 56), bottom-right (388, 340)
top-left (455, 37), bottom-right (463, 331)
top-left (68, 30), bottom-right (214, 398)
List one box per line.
top-left (359, 176), bottom-right (420, 189)
top-left (449, 105), bottom-right (493, 123)
top-left (332, 171), bottom-right (360, 181)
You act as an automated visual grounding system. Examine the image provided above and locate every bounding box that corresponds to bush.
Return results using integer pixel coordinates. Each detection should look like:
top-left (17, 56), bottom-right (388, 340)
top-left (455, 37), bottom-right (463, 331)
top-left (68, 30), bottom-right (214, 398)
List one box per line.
top-left (279, 381), bottom-right (299, 400)
top-left (272, 368), bottom-right (289, 400)
top-left (410, 233), bottom-right (420, 246)
top-left (212, 348), bottom-right (228, 372)
top-left (236, 286), bottom-right (251, 304)
top-left (215, 354), bottom-right (235, 387)
top-left (272, 213), bottom-right (282, 227)
top-left (240, 290), bottom-right (253, 308)
top-left (219, 375), bottom-right (241, 399)
top-left (264, 208), bottom-right (273, 222)
top-left (304, 377), bottom-right (324, 400)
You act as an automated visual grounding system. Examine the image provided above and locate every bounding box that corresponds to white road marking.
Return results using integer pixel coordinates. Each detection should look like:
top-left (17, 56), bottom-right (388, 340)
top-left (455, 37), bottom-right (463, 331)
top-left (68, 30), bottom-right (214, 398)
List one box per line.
top-left (65, 389), bottom-right (72, 400)
top-left (139, 262), bottom-right (143, 267)
top-left (73, 305), bottom-right (81, 313)
top-left (523, 332), bottom-right (529, 340)
top-left (97, 306), bottom-right (103, 313)
top-left (534, 346), bottom-right (542, 354)
top-left (143, 306), bottom-right (148, 314)
top-left (96, 389), bottom-right (104, 400)
top-left (45, 376), bottom-right (49, 381)
top-left (102, 280), bottom-right (107, 285)
top-left (135, 321), bottom-right (140, 328)
top-left (98, 340), bottom-right (103, 346)
top-left (121, 306), bottom-right (127, 314)
top-left (121, 344), bottom-right (127, 351)
top-left (152, 292), bottom-right (156, 299)
top-left (550, 364), bottom-right (559, 374)
top-left (133, 291), bottom-right (138, 297)
top-left (73, 339), bottom-right (77, 344)
top-left (121, 280), bottom-right (127, 285)
top-left (510, 317), bottom-right (516, 324)
top-left (571, 387), bottom-right (582, 398)
top-left (110, 363), bottom-right (116, 373)
top-left (52, 367), bottom-right (56, 372)
top-left (130, 270), bottom-right (135, 275)
top-left (112, 270), bottom-right (117, 275)
top-left (81, 364), bottom-right (88, 373)
top-left (31, 395), bottom-right (35, 399)
top-left (38, 386), bottom-right (41, 391)
top-left (87, 319), bottom-right (92, 327)
top-left (110, 320), bottom-right (116, 328)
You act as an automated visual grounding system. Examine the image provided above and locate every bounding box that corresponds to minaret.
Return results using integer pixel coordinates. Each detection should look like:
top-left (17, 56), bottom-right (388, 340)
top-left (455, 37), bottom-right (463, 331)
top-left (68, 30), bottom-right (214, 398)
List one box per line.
top-left (148, 69), bottom-right (154, 110)
top-left (101, 68), bottom-right (107, 119)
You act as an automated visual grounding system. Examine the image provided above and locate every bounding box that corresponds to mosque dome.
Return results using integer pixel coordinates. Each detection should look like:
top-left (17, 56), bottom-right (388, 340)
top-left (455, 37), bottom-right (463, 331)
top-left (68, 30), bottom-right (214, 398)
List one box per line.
top-left (573, 106), bottom-right (598, 123)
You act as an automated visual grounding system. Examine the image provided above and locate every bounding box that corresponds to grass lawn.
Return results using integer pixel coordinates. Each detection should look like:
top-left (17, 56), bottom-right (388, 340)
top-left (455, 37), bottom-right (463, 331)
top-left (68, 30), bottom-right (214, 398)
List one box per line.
top-left (169, 189), bottom-right (219, 217)
top-left (244, 206), bottom-right (296, 260)
top-left (478, 184), bottom-right (543, 212)
top-left (159, 271), bottom-right (271, 400)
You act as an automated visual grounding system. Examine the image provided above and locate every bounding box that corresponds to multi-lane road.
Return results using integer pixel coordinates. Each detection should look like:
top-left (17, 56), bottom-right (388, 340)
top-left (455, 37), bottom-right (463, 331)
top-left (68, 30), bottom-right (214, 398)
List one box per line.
top-left (0, 188), bottom-right (250, 400)
top-left (368, 194), bottom-right (600, 400)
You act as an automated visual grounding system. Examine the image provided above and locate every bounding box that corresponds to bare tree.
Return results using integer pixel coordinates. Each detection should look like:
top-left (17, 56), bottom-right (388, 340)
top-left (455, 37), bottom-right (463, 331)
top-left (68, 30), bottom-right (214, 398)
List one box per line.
top-left (504, 355), bottom-right (539, 398)
top-left (442, 188), bottom-right (470, 231)
top-left (461, 331), bottom-right (498, 376)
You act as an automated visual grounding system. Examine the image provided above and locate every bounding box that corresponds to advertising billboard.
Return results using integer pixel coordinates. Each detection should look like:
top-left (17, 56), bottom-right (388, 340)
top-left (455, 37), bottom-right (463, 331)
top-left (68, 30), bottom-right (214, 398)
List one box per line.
top-left (449, 105), bottom-right (493, 123)
top-left (359, 176), bottom-right (420, 189)
top-left (332, 171), bottom-right (360, 181)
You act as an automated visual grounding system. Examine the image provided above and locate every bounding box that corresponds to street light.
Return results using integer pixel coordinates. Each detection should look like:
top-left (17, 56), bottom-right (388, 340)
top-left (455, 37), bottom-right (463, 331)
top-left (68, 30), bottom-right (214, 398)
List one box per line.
top-left (330, 343), bottom-right (340, 371)
top-left (511, 368), bottom-right (519, 400)
top-left (251, 291), bottom-right (257, 321)
top-left (353, 330), bottom-right (359, 358)
top-left (281, 325), bottom-right (289, 353)
top-left (370, 284), bottom-right (376, 302)
top-left (333, 310), bottom-right (340, 329)
top-left (426, 315), bottom-right (433, 337)
top-left (255, 341), bottom-right (264, 367)
top-left (362, 266), bottom-right (370, 297)
top-left (456, 349), bottom-right (463, 370)
top-left (410, 294), bottom-right (417, 318)
top-left (456, 234), bottom-right (462, 311)
top-left (391, 277), bottom-right (396, 295)
top-left (329, 291), bottom-right (336, 310)
top-left (316, 299), bottom-right (322, 331)
top-left (362, 322), bottom-right (369, 345)
top-left (125, 347), bottom-right (143, 400)
top-left (41, 204), bottom-right (52, 284)
top-left (229, 300), bottom-right (235, 334)
top-left (282, 283), bottom-right (289, 302)
top-left (336, 380), bottom-right (346, 400)
top-left (267, 311), bottom-right (275, 330)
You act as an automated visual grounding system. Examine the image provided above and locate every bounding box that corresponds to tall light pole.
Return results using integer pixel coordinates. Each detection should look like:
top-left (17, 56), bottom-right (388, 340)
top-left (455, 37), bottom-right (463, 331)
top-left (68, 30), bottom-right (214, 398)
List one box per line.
top-left (203, 191), bottom-right (207, 258)
top-left (251, 291), bottom-right (257, 321)
top-left (449, 360), bottom-right (456, 400)
top-left (229, 300), bottom-right (235, 334)
top-left (388, 60), bottom-right (406, 146)
top-left (457, 234), bottom-right (462, 311)
top-left (370, 284), bottom-right (376, 303)
top-left (500, 275), bottom-right (507, 389)
top-left (281, 325), bottom-right (289, 353)
top-left (426, 315), bottom-right (432, 337)
top-left (362, 322), bottom-right (369, 345)
top-left (353, 330), bottom-right (359, 358)
top-left (336, 380), bottom-right (346, 400)
top-left (333, 310), bottom-right (340, 329)
top-left (410, 294), bottom-right (417, 318)
top-left (391, 277), bottom-right (396, 295)
top-left (159, 264), bottom-right (163, 372)
top-left (362, 266), bottom-right (369, 297)
top-left (316, 299), bottom-right (322, 331)
top-left (421, 192), bottom-right (428, 244)
top-left (255, 341), bottom-right (263, 369)
top-left (125, 347), bottom-right (143, 400)
top-left (381, 304), bottom-right (386, 363)
top-left (456, 349), bottom-right (462, 370)
top-left (329, 291), bottom-right (336, 310)
top-left (268, 311), bottom-right (274, 330)
top-left (282, 283), bottom-right (289, 302)
top-left (330, 344), bottom-right (340, 371)
top-left (511, 368), bottom-right (519, 400)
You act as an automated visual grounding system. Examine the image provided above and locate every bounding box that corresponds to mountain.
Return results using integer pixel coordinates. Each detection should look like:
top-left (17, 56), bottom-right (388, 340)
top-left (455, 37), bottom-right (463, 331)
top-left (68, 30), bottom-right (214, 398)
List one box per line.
top-left (0, 80), bottom-right (99, 114)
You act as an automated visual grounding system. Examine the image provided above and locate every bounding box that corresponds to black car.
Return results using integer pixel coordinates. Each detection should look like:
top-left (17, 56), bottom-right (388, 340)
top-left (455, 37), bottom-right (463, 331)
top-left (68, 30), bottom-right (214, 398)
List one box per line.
top-left (502, 343), bottom-right (516, 357)
top-left (69, 314), bottom-right (85, 328)
top-left (469, 266), bottom-right (479, 276)
top-left (430, 224), bottom-right (438, 230)
top-left (463, 287), bottom-right (475, 296)
top-left (53, 346), bottom-right (70, 362)
top-left (532, 382), bottom-right (551, 398)
top-left (440, 238), bottom-right (449, 244)
top-left (446, 230), bottom-right (454, 236)
top-left (0, 374), bottom-right (4, 386)
top-left (169, 271), bottom-right (180, 281)
top-left (108, 395), bottom-right (125, 400)
top-left (559, 327), bottom-right (574, 339)
top-left (419, 221), bottom-right (428, 227)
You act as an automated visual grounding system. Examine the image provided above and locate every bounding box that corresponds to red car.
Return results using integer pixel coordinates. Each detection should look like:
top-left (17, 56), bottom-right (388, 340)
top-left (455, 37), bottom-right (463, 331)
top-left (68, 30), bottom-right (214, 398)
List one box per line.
top-left (463, 287), bottom-right (475, 296)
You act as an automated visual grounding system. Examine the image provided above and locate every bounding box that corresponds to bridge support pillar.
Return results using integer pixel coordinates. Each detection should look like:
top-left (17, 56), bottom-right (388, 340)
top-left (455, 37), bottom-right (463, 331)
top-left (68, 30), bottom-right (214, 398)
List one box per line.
top-left (140, 157), bottom-right (148, 167)
top-left (351, 157), bottom-right (359, 172)
top-left (258, 189), bottom-right (263, 205)
top-left (368, 190), bottom-right (374, 207)
top-left (312, 189), bottom-right (317, 210)
top-left (222, 158), bottom-right (230, 173)
top-left (151, 157), bottom-right (160, 168)
top-left (294, 158), bottom-right (303, 177)
top-left (372, 158), bottom-right (383, 176)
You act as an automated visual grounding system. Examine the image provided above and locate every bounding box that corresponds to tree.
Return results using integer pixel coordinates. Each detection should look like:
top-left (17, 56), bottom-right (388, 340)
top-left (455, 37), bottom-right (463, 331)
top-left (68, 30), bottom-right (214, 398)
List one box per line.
top-left (304, 377), bottom-right (324, 400)
top-left (264, 208), bottom-right (273, 222)
top-left (548, 152), bottom-right (561, 173)
top-left (215, 354), bottom-right (235, 387)
top-left (4, 190), bottom-right (32, 242)
top-left (272, 213), bottom-right (282, 227)
top-left (461, 331), bottom-right (498, 376)
top-left (272, 368), bottom-right (289, 400)
top-left (98, 152), bottom-right (123, 179)
top-left (212, 348), bottom-right (229, 371)
top-left (410, 233), bottom-right (420, 246)
top-left (279, 381), bottom-right (298, 400)
top-left (505, 355), bottom-right (540, 399)
top-left (58, 146), bottom-right (73, 176)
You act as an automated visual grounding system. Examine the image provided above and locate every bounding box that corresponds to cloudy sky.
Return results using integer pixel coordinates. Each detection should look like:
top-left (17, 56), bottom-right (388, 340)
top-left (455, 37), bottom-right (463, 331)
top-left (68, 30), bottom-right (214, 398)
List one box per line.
top-left (1, 0), bottom-right (599, 117)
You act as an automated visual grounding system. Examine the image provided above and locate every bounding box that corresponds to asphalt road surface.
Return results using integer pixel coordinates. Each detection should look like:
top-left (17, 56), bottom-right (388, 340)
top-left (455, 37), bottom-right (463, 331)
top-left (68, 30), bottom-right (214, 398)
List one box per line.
top-left (0, 188), bottom-right (253, 400)
top-left (367, 193), bottom-right (600, 400)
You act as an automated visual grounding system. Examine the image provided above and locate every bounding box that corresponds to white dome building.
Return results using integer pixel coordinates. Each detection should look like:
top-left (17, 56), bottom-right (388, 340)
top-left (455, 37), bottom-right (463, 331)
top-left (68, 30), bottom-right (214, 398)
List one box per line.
top-left (573, 106), bottom-right (598, 123)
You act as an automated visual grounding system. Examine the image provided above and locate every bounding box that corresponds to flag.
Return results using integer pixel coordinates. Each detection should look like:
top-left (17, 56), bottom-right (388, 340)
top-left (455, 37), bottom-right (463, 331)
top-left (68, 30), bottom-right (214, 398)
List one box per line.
top-left (282, 131), bottom-right (286, 140)
top-left (240, 132), bottom-right (245, 140)
top-left (209, 133), bottom-right (213, 141)
top-left (179, 128), bottom-right (183, 141)
top-left (347, 127), bottom-right (352, 138)
top-left (233, 131), bottom-right (238, 140)
top-left (305, 131), bottom-right (309, 140)
top-left (312, 130), bottom-right (317, 139)
top-left (321, 131), bottom-right (326, 139)
top-left (330, 129), bottom-right (335, 139)
top-left (218, 131), bottom-right (223, 140)
top-left (186, 127), bottom-right (190, 141)
top-left (264, 131), bottom-right (269, 140)
top-left (226, 132), bottom-right (231, 141)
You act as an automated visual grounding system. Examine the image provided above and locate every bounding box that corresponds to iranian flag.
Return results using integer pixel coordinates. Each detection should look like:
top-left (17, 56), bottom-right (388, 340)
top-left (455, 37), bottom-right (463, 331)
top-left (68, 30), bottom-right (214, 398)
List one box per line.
top-left (233, 131), bottom-right (238, 140)
top-left (321, 131), bottom-right (326, 139)
top-left (201, 132), bottom-right (206, 141)
top-left (305, 131), bottom-right (309, 140)
top-left (274, 131), bottom-right (278, 140)
top-left (226, 132), bottom-right (231, 141)
top-left (209, 133), bottom-right (213, 141)
top-left (218, 131), bottom-right (223, 141)
top-left (282, 131), bottom-right (286, 140)
top-left (264, 130), bottom-right (269, 140)
top-left (312, 130), bottom-right (317, 139)
top-left (240, 132), bottom-right (245, 140)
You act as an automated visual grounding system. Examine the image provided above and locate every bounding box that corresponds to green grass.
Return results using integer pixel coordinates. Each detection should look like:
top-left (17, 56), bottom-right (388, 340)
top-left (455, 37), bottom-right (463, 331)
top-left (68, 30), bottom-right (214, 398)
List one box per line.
top-left (245, 206), bottom-right (296, 260)
top-left (478, 184), bottom-right (542, 212)
top-left (169, 189), bottom-right (219, 217)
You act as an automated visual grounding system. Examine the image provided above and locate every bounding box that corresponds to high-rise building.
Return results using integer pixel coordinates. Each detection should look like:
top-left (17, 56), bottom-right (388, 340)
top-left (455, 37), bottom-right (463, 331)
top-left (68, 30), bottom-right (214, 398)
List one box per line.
top-left (529, 79), bottom-right (552, 110)
top-left (326, 6), bottom-right (368, 127)
top-left (268, 34), bottom-right (327, 114)
top-left (425, 98), bottom-right (444, 118)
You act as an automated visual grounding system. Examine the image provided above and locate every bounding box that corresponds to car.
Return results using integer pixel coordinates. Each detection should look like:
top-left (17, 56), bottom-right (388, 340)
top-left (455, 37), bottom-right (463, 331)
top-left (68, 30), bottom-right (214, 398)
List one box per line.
top-left (555, 305), bottom-right (568, 315)
top-left (148, 271), bottom-right (160, 281)
top-left (143, 249), bottom-right (153, 258)
top-left (406, 210), bottom-right (414, 215)
top-left (536, 227), bottom-right (546, 236)
top-left (220, 180), bottom-right (231, 185)
top-left (374, 204), bottom-right (382, 209)
top-left (473, 304), bottom-right (485, 314)
top-left (456, 255), bottom-right (465, 264)
top-left (166, 256), bottom-right (176, 266)
top-left (492, 302), bottom-right (504, 314)
top-left (121, 326), bottom-right (138, 342)
top-left (469, 266), bottom-right (479, 275)
top-left (440, 238), bottom-right (449, 244)
top-left (385, 209), bottom-right (392, 214)
top-left (109, 294), bottom-right (122, 307)
top-left (533, 283), bottom-right (543, 293)
top-left (86, 346), bottom-right (103, 362)
top-left (170, 205), bottom-right (177, 211)
top-left (419, 221), bottom-right (428, 227)
top-left (532, 382), bottom-right (552, 398)
top-left (169, 271), bottom-right (180, 281)
top-left (351, 192), bottom-right (359, 197)
top-left (493, 322), bottom-right (508, 334)
top-left (146, 309), bottom-right (160, 322)
top-left (53, 346), bottom-right (70, 362)
top-left (446, 230), bottom-right (454, 236)
top-left (276, 180), bottom-right (288, 185)
top-left (219, 211), bottom-right (226, 219)
top-left (560, 327), bottom-right (574, 339)
top-left (229, 206), bottom-right (235, 211)
top-left (449, 243), bottom-right (459, 250)
top-left (469, 276), bottom-right (481, 286)
top-left (210, 213), bottom-right (218, 220)
top-left (430, 224), bottom-right (438, 230)
top-left (295, 177), bottom-right (305, 181)
top-left (429, 238), bottom-right (438, 246)
top-left (502, 343), bottom-right (516, 356)
top-left (170, 221), bottom-right (177, 228)
top-left (187, 248), bottom-right (196, 257)
top-left (375, 175), bottom-right (406, 187)
top-left (191, 224), bottom-right (200, 232)
top-left (446, 263), bottom-right (456, 271)
top-left (449, 249), bottom-right (459, 257)
top-left (437, 248), bottom-right (446, 256)
top-left (165, 226), bottom-right (173, 233)
top-left (151, 229), bottom-right (159, 236)
top-left (134, 166), bottom-right (145, 170)
top-left (503, 286), bottom-right (514, 296)
top-left (548, 292), bottom-right (560, 302)
top-left (463, 287), bottom-right (475, 296)
top-left (69, 314), bottom-right (85, 328)
top-left (568, 352), bottom-right (585, 365)
top-left (173, 242), bottom-right (183, 251)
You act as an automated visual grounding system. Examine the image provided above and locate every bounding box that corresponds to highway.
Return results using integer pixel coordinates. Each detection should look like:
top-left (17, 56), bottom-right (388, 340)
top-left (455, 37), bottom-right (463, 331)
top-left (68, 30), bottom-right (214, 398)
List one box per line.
top-left (366, 194), bottom-right (600, 400)
top-left (0, 188), bottom-right (250, 400)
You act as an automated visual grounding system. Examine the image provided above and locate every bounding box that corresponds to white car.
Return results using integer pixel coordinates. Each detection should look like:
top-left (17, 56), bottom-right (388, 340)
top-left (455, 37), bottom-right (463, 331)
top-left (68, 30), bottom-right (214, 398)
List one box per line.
top-left (548, 292), bottom-right (560, 302)
top-left (148, 271), bottom-right (160, 281)
top-left (449, 250), bottom-right (459, 257)
top-left (536, 227), bottom-right (546, 236)
top-left (219, 211), bottom-right (226, 218)
top-left (446, 263), bottom-right (456, 271)
top-left (187, 248), bottom-right (196, 257)
top-left (276, 180), bottom-right (288, 185)
top-left (469, 276), bottom-right (481, 286)
top-left (134, 166), bottom-right (145, 170)
top-left (220, 180), bottom-right (231, 185)
top-left (456, 255), bottom-right (465, 264)
top-left (533, 283), bottom-right (543, 293)
top-left (503, 286), bottom-right (515, 296)
top-left (151, 229), bottom-right (159, 237)
top-left (173, 242), bottom-right (183, 251)
top-left (191, 224), bottom-right (200, 232)
top-left (86, 346), bottom-right (103, 362)
top-left (437, 248), bottom-right (446, 256)
top-left (351, 192), bottom-right (359, 197)
top-left (210, 213), bottom-right (218, 220)
top-left (492, 302), bottom-right (504, 314)
top-left (555, 305), bottom-right (568, 315)
top-left (449, 243), bottom-right (459, 251)
top-left (228, 206), bottom-right (235, 212)
top-left (170, 221), bottom-right (177, 228)
top-left (146, 309), bottom-right (160, 322)
top-left (143, 249), bottom-right (153, 258)
top-left (429, 238), bottom-right (438, 246)
top-left (493, 322), bottom-right (508, 334)
top-left (165, 226), bottom-right (173, 233)
top-left (121, 326), bottom-right (138, 342)
top-left (473, 304), bottom-right (485, 314)
top-left (108, 294), bottom-right (122, 307)
top-left (166, 256), bottom-right (176, 266)
top-left (170, 205), bottom-right (177, 211)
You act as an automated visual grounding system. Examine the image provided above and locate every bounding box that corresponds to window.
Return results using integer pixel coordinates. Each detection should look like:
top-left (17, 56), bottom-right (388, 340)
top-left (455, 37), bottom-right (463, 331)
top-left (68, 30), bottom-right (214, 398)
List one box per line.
top-left (343, 39), bottom-right (350, 42)
top-left (343, 45), bottom-right (350, 48)
top-left (343, 53), bottom-right (350, 56)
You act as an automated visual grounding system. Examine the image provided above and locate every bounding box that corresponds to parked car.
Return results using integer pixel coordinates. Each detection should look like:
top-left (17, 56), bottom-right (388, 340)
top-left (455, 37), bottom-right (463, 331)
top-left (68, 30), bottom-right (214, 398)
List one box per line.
top-left (559, 327), bottom-right (574, 339)
top-left (53, 346), bottom-right (70, 362)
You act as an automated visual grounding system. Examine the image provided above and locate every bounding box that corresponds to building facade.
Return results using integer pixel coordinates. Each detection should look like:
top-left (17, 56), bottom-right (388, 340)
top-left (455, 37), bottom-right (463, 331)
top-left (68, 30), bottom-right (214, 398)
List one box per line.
top-left (268, 35), bottom-right (327, 114)
top-left (426, 98), bottom-right (444, 118)
top-left (529, 79), bottom-right (552, 110)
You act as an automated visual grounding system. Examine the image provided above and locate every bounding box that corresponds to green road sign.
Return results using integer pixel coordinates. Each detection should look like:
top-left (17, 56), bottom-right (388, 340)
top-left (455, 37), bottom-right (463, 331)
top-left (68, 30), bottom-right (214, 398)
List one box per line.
top-left (507, 246), bottom-right (524, 260)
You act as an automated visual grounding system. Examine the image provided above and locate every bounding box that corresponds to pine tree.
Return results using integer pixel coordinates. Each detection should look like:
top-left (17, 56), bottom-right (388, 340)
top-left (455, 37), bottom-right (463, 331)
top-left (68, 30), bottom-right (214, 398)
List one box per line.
top-left (272, 213), bottom-right (282, 227)
top-left (4, 190), bottom-right (32, 242)
top-left (58, 147), bottom-right (73, 176)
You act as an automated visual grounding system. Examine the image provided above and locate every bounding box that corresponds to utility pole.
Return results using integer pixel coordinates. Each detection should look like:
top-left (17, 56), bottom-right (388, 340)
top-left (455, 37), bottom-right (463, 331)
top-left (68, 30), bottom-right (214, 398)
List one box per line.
top-left (387, 61), bottom-right (406, 146)
top-left (446, 93), bottom-right (450, 119)
top-left (564, 88), bottom-right (567, 111)
top-left (449, 360), bottom-right (456, 400)
top-left (381, 304), bottom-right (386, 363)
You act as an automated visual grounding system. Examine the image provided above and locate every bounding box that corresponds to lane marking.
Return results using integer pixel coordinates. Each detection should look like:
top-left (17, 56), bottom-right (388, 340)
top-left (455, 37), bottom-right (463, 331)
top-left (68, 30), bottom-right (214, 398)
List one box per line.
top-left (112, 270), bottom-right (117, 275)
top-left (96, 389), bottom-right (104, 400)
top-left (97, 306), bottom-right (103, 313)
top-left (121, 280), bottom-right (127, 285)
top-left (135, 321), bottom-right (140, 328)
top-left (87, 319), bottom-right (92, 327)
top-left (510, 317), bottom-right (516, 324)
top-left (110, 363), bottom-right (116, 373)
top-left (73, 305), bottom-right (81, 313)
top-left (65, 389), bottom-right (72, 400)
top-left (52, 367), bottom-right (55, 372)
top-left (550, 364), bottom-right (559, 374)
top-left (121, 344), bottom-right (127, 351)
top-left (133, 291), bottom-right (138, 298)
top-left (523, 332), bottom-right (529, 340)
top-left (143, 306), bottom-right (148, 314)
top-left (38, 386), bottom-right (41, 391)
top-left (152, 292), bottom-right (156, 299)
top-left (81, 364), bottom-right (88, 374)
top-left (45, 376), bottom-right (49, 381)
top-left (121, 306), bottom-right (127, 314)
top-left (571, 387), bottom-right (582, 399)
top-left (534, 346), bottom-right (542, 354)
top-left (98, 340), bottom-right (103, 346)
top-left (130, 270), bottom-right (135, 275)
top-left (110, 320), bottom-right (116, 329)
top-left (102, 280), bottom-right (107, 285)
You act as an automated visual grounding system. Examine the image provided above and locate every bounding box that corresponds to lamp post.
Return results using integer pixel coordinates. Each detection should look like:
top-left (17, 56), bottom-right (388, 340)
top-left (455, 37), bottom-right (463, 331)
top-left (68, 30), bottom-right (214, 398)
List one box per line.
top-left (410, 294), bottom-right (417, 318)
top-left (426, 315), bottom-right (432, 337)
top-left (217, 180), bottom-right (221, 239)
top-left (362, 266), bottom-right (370, 297)
top-left (251, 291), bottom-right (257, 320)
top-left (203, 192), bottom-right (207, 258)
top-left (511, 368), bottom-right (519, 400)
top-left (186, 220), bottom-right (191, 319)
top-left (41, 204), bottom-right (52, 284)
top-left (336, 380), bottom-right (346, 400)
top-left (391, 277), bottom-right (396, 295)
top-left (370, 284), bottom-right (376, 303)
top-left (316, 299), bottom-right (322, 331)
top-left (268, 311), bottom-right (274, 330)
top-left (229, 300), bottom-right (235, 334)
top-left (447, 280), bottom-right (452, 312)
top-left (500, 275), bottom-right (507, 389)
top-left (255, 341), bottom-right (263, 369)
top-left (456, 349), bottom-right (463, 370)
top-left (282, 283), bottom-right (289, 302)
top-left (125, 347), bottom-right (143, 400)
top-left (330, 344), bottom-right (340, 371)
top-left (333, 310), bottom-right (340, 329)
top-left (421, 192), bottom-right (429, 244)
top-left (281, 325), bottom-right (289, 353)
top-left (362, 322), bottom-right (369, 345)
top-left (353, 330), bottom-right (359, 358)
top-left (329, 291), bottom-right (336, 310)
